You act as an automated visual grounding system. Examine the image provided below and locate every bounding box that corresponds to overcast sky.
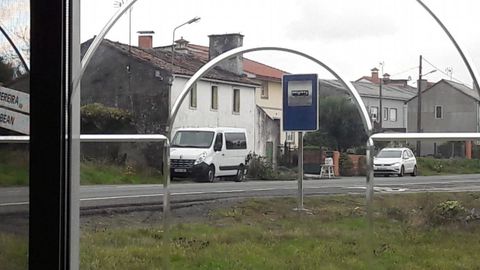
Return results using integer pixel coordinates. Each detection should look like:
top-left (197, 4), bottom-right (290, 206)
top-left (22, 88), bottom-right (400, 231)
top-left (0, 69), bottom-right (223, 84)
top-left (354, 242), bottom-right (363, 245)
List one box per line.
top-left (81, 0), bottom-right (479, 87)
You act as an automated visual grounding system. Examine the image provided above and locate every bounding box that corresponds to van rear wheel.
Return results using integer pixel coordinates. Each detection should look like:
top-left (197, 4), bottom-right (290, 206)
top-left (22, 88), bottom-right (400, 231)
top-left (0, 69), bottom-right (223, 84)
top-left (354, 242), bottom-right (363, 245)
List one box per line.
top-left (234, 165), bottom-right (246, 182)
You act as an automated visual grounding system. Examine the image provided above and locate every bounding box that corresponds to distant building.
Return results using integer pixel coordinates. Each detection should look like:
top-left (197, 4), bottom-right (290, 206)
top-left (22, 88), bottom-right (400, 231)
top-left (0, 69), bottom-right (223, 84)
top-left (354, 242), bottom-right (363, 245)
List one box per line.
top-left (155, 35), bottom-right (290, 164)
top-left (320, 67), bottom-right (417, 132)
top-left (406, 79), bottom-right (479, 156)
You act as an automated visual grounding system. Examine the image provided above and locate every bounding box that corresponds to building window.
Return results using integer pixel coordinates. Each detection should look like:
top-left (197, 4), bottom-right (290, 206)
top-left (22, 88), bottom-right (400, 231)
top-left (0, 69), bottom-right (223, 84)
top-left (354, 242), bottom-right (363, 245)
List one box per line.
top-left (261, 81), bottom-right (269, 99)
top-left (211, 85), bottom-right (218, 110)
top-left (370, 106), bottom-right (378, 121)
top-left (383, 107), bottom-right (389, 121)
top-left (435, 105), bottom-right (443, 119)
top-left (389, 108), bottom-right (397, 122)
top-left (225, 132), bottom-right (247, 149)
top-left (189, 83), bottom-right (197, 109)
top-left (233, 89), bottom-right (240, 113)
top-left (286, 132), bottom-right (294, 142)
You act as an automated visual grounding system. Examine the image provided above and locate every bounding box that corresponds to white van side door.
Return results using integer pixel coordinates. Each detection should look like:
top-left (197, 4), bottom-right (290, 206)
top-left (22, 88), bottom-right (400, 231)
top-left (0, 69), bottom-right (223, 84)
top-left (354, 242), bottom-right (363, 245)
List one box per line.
top-left (212, 132), bottom-right (227, 175)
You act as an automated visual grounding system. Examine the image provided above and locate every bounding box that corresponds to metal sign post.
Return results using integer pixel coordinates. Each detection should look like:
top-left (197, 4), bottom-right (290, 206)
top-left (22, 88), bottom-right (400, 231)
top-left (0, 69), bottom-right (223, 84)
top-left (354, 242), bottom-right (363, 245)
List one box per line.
top-left (282, 74), bottom-right (318, 211)
top-left (297, 131), bottom-right (304, 210)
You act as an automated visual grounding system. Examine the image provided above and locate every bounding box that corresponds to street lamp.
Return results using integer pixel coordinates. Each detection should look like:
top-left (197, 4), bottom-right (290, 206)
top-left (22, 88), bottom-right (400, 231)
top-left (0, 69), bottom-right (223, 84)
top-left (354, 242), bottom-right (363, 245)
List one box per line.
top-left (113, 0), bottom-right (132, 51)
top-left (170, 16), bottom-right (201, 73)
top-left (416, 54), bottom-right (437, 156)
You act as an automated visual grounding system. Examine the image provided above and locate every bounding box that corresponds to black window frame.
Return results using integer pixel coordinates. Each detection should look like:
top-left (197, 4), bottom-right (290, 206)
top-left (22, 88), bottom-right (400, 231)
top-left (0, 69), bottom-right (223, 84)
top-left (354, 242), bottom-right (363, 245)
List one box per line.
top-left (233, 88), bottom-right (240, 113)
top-left (435, 105), bottom-right (443, 119)
top-left (211, 85), bottom-right (218, 110)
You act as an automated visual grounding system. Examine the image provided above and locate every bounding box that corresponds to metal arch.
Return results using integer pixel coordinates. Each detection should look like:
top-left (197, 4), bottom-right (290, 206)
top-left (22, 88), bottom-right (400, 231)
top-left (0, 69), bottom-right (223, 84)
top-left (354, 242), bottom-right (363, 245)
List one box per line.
top-left (71, 0), bottom-right (138, 98)
top-left (169, 46), bottom-right (373, 136)
top-left (0, 24), bottom-right (29, 72)
top-left (417, 0), bottom-right (480, 93)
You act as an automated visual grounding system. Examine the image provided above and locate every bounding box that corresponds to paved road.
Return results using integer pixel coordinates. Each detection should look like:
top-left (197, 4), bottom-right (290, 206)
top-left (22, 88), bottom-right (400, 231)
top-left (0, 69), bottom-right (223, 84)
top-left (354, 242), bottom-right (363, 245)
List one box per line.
top-left (1, 174), bottom-right (480, 214)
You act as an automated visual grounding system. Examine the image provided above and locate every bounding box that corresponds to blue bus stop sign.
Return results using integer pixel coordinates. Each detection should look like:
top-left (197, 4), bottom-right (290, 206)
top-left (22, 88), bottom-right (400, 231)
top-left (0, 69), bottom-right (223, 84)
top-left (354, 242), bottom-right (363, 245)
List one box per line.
top-left (282, 74), bottom-right (318, 131)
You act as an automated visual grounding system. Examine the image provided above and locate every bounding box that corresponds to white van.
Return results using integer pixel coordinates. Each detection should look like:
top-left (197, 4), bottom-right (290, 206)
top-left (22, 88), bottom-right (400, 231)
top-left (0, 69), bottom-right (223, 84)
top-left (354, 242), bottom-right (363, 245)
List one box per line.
top-left (170, 127), bottom-right (249, 182)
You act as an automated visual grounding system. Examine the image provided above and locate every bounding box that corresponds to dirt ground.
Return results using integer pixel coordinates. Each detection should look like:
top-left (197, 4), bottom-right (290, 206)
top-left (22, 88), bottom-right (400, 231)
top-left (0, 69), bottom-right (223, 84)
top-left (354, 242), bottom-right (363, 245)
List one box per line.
top-left (0, 199), bottom-right (243, 237)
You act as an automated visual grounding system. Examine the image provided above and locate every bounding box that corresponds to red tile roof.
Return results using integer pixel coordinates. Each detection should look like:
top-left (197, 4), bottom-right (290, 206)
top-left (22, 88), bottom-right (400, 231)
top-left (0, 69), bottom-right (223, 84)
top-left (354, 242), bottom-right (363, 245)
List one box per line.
top-left (243, 58), bottom-right (288, 81)
top-left (182, 44), bottom-right (289, 81)
top-left (94, 39), bottom-right (258, 85)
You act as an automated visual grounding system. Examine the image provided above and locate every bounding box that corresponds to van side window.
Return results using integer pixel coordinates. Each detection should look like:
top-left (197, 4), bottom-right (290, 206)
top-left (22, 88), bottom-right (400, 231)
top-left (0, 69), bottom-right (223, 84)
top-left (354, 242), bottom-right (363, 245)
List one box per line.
top-left (225, 133), bottom-right (247, 149)
top-left (214, 133), bottom-right (223, 150)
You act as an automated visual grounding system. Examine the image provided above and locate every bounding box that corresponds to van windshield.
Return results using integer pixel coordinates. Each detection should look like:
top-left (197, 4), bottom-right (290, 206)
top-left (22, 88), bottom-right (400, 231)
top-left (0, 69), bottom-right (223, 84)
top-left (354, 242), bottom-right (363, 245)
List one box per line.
top-left (171, 131), bottom-right (215, 148)
top-left (376, 150), bottom-right (402, 158)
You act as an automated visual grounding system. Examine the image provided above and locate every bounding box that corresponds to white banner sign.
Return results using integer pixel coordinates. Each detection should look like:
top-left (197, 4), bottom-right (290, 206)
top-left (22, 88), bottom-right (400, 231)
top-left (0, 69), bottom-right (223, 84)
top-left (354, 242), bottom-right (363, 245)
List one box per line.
top-left (0, 86), bottom-right (30, 114)
top-left (0, 107), bottom-right (29, 134)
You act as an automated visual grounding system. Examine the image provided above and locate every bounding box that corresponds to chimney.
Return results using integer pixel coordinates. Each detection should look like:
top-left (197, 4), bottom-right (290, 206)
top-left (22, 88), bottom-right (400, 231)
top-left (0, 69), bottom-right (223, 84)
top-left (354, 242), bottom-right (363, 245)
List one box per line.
top-left (383, 73), bottom-right (390, 83)
top-left (174, 37), bottom-right (189, 53)
top-left (417, 79), bottom-right (428, 92)
top-left (137, 31), bottom-right (155, 49)
top-left (208, 33), bottom-right (244, 76)
top-left (371, 67), bottom-right (379, 83)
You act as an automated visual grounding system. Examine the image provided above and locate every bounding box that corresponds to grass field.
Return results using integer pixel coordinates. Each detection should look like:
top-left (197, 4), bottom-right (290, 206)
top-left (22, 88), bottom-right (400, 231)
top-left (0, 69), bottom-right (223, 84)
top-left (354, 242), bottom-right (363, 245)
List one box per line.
top-left (2, 192), bottom-right (480, 269)
top-left (0, 149), bottom-right (163, 187)
top-left (80, 192), bottom-right (480, 269)
top-left (417, 157), bottom-right (480, 176)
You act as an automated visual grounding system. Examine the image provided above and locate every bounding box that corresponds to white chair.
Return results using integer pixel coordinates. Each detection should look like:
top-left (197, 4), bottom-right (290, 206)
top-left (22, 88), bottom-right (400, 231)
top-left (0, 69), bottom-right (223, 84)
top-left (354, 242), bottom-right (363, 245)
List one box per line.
top-left (320, 157), bottom-right (335, 178)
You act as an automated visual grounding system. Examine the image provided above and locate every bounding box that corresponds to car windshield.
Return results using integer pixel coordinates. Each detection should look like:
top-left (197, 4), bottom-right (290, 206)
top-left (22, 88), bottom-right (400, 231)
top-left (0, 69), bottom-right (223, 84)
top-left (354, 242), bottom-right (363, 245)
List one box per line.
top-left (171, 131), bottom-right (215, 148)
top-left (377, 150), bottom-right (402, 158)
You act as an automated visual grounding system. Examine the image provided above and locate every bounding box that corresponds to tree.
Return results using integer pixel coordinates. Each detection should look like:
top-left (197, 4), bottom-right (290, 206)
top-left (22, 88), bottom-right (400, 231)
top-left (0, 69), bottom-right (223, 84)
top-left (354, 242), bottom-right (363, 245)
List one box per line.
top-left (0, 0), bottom-right (30, 73)
top-left (0, 56), bottom-right (14, 84)
top-left (304, 96), bottom-right (367, 152)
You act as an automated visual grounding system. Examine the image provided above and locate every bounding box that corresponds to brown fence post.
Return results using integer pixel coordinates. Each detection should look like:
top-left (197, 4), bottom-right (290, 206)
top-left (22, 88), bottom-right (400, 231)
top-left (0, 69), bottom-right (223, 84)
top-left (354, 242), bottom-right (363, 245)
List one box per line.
top-left (333, 151), bottom-right (340, 176)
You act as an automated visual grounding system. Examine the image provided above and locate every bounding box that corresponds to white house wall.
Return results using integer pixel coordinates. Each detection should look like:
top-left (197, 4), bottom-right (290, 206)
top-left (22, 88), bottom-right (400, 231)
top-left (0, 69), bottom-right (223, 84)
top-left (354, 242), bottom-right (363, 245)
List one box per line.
top-left (170, 77), bottom-right (256, 153)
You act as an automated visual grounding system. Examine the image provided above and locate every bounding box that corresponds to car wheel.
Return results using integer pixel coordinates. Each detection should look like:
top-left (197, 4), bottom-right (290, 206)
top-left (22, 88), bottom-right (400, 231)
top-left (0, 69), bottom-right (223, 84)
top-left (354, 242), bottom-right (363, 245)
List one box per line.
top-left (398, 166), bottom-right (405, 177)
top-left (234, 165), bottom-right (245, 182)
top-left (411, 165), bottom-right (417, 177)
top-left (207, 166), bottom-right (215, 182)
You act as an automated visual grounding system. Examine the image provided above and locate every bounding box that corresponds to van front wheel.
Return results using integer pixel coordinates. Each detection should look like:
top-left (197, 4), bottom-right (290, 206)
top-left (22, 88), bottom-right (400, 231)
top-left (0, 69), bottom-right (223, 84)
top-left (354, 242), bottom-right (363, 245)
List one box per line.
top-left (207, 166), bottom-right (215, 183)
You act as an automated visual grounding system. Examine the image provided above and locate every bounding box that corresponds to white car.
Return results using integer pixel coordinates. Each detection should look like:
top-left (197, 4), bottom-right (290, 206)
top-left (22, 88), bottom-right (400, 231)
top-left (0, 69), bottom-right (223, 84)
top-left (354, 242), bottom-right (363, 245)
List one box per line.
top-left (373, 148), bottom-right (417, 177)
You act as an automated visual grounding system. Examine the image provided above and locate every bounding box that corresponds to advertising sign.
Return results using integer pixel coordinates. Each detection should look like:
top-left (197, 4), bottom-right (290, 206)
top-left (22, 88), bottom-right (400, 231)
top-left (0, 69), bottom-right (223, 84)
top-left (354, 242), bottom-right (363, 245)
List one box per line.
top-left (282, 74), bottom-right (318, 131)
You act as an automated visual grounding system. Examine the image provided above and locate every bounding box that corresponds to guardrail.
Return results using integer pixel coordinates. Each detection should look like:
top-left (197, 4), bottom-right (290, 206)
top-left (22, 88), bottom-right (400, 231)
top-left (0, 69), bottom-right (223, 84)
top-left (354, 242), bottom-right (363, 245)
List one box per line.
top-left (0, 134), bottom-right (167, 143)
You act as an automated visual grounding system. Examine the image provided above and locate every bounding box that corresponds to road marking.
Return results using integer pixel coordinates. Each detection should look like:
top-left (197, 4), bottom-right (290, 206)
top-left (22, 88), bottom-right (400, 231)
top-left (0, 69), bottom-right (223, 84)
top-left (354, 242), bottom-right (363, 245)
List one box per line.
top-left (0, 187), bottom-right (300, 207)
top-left (348, 187), bottom-right (408, 192)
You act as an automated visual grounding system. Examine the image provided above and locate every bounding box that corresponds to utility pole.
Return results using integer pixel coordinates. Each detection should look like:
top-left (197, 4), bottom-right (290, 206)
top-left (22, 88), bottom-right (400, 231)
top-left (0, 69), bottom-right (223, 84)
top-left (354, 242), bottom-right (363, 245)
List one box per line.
top-left (379, 62), bottom-right (384, 131)
top-left (416, 55), bottom-right (423, 156)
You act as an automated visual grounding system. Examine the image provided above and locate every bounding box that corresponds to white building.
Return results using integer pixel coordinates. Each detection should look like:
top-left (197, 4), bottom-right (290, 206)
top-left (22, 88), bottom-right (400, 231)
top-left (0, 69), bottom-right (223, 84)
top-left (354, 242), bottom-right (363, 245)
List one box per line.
top-left (170, 77), bottom-right (256, 153)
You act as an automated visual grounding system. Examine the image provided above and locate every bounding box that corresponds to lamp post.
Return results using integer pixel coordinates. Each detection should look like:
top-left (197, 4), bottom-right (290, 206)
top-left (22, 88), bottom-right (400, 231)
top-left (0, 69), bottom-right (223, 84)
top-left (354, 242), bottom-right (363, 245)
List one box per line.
top-left (416, 54), bottom-right (437, 156)
top-left (379, 62), bottom-right (384, 131)
top-left (163, 17), bottom-right (200, 246)
top-left (113, 0), bottom-right (132, 51)
top-left (170, 17), bottom-right (201, 74)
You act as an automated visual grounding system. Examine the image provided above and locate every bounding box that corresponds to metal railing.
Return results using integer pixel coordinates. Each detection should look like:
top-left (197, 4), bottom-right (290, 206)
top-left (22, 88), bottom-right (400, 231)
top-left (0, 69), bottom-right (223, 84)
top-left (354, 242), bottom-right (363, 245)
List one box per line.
top-left (0, 133), bottom-right (170, 217)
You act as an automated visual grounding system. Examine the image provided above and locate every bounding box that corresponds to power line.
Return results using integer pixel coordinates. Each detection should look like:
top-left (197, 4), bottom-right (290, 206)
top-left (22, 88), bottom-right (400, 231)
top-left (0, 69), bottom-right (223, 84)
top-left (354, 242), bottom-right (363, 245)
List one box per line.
top-left (389, 65), bottom-right (419, 77)
top-left (422, 56), bottom-right (468, 85)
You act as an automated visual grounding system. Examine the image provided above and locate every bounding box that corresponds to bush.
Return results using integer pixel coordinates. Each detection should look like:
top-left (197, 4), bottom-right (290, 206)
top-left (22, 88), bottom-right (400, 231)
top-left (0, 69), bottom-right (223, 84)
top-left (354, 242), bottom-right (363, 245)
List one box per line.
top-left (357, 156), bottom-right (367, 176)
top-left (430, 200), bottom-right (467, 225)
top-left (81, 103), bottom-right (137, 165)
top-left (81, 103), bottom-right (136, 134)
top-left (247, 154), bottom-right (274, 180)
top-left (339, 152), bottom-right (354, 176)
